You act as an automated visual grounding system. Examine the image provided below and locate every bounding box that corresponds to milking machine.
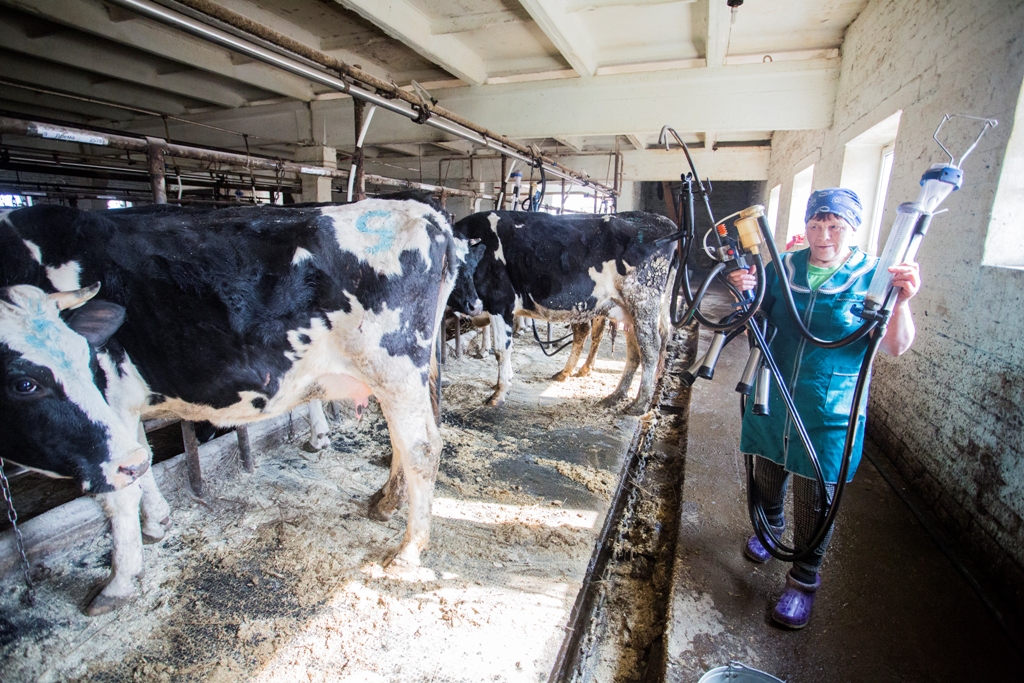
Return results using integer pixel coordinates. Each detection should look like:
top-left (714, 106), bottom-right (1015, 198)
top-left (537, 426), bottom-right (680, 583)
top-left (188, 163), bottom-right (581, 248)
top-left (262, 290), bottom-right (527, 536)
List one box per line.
top-left (659, 114), bottom-right (997, 562)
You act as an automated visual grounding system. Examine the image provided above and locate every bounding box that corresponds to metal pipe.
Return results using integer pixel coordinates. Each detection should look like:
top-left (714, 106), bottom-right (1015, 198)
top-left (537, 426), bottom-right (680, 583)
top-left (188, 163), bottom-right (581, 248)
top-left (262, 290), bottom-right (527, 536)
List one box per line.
top-left (0, 116), bottom-right (495, 201)
top-left (105, 0), bottom-right (614, 197)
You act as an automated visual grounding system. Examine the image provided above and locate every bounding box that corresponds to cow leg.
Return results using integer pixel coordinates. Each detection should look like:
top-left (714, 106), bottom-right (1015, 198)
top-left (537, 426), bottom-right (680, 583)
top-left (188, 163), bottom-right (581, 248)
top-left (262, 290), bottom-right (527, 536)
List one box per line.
top-left (368, 453), bottom-right (407, 522)
top-left (88, 483), bottom-right (144, 615)
top-left (374, 386), bottom-right (441, 567)
top-left (622, 295), bottom-right (664, 415)
top-left (576, 317), bottom-right (607, 378)
top-left (139, 469), bottom-right (171, 543)
top-left (134, 422), bottom-right (170, 543)
top-left (486, 314), bottom-right (515, 405)
top-left (305, 399), bottom-right (331, 451)
top-left (552, 322), bottom-right (590, 381)
top-left (599, 329), bottom-right (641, 409)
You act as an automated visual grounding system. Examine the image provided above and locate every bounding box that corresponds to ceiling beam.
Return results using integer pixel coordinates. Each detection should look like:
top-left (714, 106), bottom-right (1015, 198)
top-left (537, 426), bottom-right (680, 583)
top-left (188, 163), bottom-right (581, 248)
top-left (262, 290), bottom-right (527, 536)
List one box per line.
top-left (557, 146), bottom-right (770, 181)
top-left (702, 0), bottom-right (730, 68)
top-left (331, 0), bottom-right (487, 86)
top-left (325, 59), bottom-right (839, 143)
top-left (432, 11), bottom-right (524, 35)
top-left (517, 0), bottom-right (598, 77)
top-left (374, 143), bottom-right (424, 157)
top-left (1, 0), bottom-right (317, 101)
top-left (565, 0), bottom-right (695, 10)
top-left (554, 135), bottom-right (584, 153)
top-left (207, 0), bottom-right (398, 86)
top-left (0, 19), bottom-right (252, 108)
top-left (625, 134), bottom-right (646, 151)
top-left (147, 58), bottom-right (838, 151)
top-left (431, 140), bottom-right (477, 155)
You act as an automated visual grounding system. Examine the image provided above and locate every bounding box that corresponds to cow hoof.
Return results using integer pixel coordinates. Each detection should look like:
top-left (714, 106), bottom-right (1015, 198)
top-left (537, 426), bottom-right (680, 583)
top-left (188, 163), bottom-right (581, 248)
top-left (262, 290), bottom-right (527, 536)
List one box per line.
top-left (597, 394), bottom-right (622, 408)
top-left (86, 592), bottom-right (132, 616)
top-left (550, 371), bottom-right (570, 382)
top-left (485, 392), bottom-right (505, 407)
top-left (574, 367), bottom-right (592, 378)
top-left (84, 581), bottom-right (135, 616)
top-left (142, 529), bottom-right (165, 545)
top-left (161, 516), bottom-right (172, 530)
top-left (304, 434), bottom-right (331, 452)
top-left (383, 546), bottom-right (422, 570)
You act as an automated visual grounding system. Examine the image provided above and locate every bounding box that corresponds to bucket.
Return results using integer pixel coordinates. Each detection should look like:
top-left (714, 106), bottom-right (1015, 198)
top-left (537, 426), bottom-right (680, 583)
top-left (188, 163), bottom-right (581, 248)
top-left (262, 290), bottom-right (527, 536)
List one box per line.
top-left (697, 661), bottom-right (784, 683)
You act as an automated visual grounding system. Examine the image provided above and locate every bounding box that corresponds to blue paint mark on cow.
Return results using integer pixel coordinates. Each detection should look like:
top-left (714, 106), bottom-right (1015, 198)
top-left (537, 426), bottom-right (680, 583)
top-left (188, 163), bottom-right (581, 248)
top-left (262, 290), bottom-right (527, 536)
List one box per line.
top-left (23, 299), bottom-right (77, 375)
top-left (357, 210), bottom-right (396, 255)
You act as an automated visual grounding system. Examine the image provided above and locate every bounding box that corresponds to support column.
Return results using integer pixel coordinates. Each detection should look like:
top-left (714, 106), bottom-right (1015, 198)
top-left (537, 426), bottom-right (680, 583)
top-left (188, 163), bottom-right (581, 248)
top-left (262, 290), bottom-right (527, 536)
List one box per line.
top-left (296, 146), bottom-right (337, 202)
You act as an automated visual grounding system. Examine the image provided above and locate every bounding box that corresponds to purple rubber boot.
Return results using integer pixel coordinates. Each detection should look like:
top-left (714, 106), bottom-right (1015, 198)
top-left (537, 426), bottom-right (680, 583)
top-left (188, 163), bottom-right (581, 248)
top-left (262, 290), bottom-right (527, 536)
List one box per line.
top-left (772, 570), bottom-right (821, 629)
top-left (743, 525), bottom-right (783, 564)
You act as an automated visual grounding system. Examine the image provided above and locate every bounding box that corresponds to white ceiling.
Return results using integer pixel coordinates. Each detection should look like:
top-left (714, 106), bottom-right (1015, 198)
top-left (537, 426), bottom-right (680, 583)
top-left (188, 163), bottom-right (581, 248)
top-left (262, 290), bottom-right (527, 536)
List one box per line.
top-left (0, 0), bottom-right (869, 184)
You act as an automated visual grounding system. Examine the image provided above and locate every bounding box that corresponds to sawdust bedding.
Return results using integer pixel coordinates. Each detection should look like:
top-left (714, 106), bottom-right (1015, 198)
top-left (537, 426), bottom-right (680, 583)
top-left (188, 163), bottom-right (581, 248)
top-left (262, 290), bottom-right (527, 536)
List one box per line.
top-left (0, 325), bottom-right (640, 683)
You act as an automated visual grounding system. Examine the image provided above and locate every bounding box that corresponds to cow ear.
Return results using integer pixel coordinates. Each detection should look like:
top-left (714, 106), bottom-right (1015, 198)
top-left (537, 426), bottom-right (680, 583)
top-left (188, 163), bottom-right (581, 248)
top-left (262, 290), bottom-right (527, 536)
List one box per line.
top-left (64, 300), bottom-right (126, 347)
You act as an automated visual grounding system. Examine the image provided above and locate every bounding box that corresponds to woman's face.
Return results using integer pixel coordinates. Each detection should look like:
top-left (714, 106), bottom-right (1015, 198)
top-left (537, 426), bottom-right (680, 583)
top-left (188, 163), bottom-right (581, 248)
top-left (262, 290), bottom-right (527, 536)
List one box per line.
top-left (804, 213), bottom-right (851, 266)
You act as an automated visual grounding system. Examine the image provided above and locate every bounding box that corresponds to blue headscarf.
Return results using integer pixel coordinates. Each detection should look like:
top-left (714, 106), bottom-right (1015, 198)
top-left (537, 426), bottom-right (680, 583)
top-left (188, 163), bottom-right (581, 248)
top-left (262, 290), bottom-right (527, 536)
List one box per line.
top-left (805, 188), bottom-right (863, 229)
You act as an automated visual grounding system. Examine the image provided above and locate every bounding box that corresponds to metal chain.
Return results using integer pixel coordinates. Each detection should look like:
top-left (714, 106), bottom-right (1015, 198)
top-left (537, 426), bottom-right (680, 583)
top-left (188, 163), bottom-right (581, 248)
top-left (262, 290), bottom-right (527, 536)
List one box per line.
top-left (0, 458), bottom-right (35, 605)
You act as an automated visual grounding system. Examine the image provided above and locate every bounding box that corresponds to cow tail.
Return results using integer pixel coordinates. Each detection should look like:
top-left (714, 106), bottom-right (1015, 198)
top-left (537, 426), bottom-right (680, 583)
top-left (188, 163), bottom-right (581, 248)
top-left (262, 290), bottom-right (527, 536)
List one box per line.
top-left (430, 232), bottom-right (460, 426)
top-left (659, 243), bottom-right (678, 355)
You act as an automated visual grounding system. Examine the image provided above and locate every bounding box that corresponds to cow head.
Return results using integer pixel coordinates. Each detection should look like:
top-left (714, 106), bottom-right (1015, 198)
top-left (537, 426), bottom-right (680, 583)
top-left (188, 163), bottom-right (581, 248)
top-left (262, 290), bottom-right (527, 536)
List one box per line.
top-left (0, 284), bottom-right (149, 493)
top-left (447, 239), bottom-right (486, 317)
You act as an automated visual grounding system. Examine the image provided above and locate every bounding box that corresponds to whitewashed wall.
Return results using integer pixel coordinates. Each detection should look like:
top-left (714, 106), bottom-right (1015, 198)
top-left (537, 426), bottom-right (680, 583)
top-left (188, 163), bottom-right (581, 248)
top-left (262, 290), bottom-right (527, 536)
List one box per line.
top-left (764, 0), bottom-right (1024, 610)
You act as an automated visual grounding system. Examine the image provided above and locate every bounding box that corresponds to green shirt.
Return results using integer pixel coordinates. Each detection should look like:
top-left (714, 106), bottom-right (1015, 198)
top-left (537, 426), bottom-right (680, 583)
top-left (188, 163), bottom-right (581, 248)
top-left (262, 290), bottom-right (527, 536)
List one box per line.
top-left (806, 262), bottom-right (842, 291)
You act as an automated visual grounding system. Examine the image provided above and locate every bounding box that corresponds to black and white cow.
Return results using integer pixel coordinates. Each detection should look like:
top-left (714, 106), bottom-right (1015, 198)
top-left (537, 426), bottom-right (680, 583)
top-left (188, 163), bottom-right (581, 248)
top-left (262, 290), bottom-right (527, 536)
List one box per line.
top-left (0, 199), bottom-right (469, 614)
top-left (449, 211), bottom-right (677, 415)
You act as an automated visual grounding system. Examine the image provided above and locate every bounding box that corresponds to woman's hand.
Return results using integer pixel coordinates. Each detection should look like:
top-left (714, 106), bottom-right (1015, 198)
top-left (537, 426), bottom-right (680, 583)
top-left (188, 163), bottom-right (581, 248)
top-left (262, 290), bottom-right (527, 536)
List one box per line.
top-left (727, 265), bottom-right (758, 292)
top-left (888, 262), bottom-right (920, 303)
top-left (879, 261), bottom-right (920, 356)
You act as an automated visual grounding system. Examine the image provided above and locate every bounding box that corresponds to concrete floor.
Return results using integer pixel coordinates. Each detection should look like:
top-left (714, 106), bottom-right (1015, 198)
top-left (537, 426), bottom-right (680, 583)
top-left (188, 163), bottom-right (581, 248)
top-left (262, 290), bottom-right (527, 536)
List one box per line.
top-left (663, 289), bottom-right (1024, 682)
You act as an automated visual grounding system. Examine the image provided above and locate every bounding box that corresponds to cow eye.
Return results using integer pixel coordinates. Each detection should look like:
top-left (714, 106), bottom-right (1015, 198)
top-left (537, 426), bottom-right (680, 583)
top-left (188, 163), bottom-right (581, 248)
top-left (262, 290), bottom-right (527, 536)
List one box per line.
top-left (11, 378), bottom-right (39, 395)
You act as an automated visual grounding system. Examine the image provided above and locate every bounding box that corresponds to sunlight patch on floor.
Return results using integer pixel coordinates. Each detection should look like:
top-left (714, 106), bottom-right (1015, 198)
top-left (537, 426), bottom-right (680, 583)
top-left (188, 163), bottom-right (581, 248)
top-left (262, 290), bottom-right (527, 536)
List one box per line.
top-left (433, 496), bottom-right (599, 529)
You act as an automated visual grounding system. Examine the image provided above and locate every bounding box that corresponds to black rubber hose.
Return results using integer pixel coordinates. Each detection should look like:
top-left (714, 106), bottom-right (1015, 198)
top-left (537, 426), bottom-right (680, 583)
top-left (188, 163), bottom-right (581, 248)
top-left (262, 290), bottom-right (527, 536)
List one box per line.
top-left (531, 319), bottom-right (575, 356)
top-left (745, 321), bottom-right (884, 562)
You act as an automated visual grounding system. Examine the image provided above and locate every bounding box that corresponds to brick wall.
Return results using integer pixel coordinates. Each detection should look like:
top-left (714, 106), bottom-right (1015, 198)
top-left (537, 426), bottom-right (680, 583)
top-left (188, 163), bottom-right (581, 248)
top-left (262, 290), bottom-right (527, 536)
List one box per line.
top-left (765, 0), bottom-right (1024, 611)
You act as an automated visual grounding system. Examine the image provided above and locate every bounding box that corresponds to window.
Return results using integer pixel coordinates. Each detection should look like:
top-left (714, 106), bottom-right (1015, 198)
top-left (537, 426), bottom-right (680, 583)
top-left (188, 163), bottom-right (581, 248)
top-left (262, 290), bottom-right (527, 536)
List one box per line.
top-left (766, 184), bottom-right (781, 234)
top-left (787, 165), bottom-right (815, 243)
top-left (867, 142), bottom-right (895, 254)
top-left (839, 111), bottom-right (902, 254)
top-left (984, 80), bottom-right (1024, 268)
top-left (106, 199), bottom-right (133, 209)
top-left (0, 194), bottom-right (32, 208)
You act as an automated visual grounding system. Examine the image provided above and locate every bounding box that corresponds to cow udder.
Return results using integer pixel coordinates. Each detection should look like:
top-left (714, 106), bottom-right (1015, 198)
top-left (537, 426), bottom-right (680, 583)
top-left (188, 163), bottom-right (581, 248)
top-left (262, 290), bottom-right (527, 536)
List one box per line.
top-left (320, 374), bottom-right (373, 418)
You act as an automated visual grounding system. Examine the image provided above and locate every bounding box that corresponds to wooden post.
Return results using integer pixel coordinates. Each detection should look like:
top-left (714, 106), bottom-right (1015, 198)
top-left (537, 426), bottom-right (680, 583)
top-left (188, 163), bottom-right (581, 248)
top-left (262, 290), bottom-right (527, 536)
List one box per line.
top-left (352, 99), bottom-right (367, 201)
top-left (440, 319), bottom-right (447, 364)
top-left (499, 156), bottom-right (508, 209)
top-left (146, 137), bottom-right (167, 205)
top-left (236, 425), bottom-right (254, 473)
top-left (181, 421), bottom-right (204, 497)
top-left (455, 316), bottom-right (462, 358)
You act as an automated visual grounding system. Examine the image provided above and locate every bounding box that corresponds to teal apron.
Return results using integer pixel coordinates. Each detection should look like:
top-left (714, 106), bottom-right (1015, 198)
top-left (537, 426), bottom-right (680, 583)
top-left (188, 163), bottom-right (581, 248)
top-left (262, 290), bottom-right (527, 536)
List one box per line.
top-left (740, 247), bottom-right (879, 483)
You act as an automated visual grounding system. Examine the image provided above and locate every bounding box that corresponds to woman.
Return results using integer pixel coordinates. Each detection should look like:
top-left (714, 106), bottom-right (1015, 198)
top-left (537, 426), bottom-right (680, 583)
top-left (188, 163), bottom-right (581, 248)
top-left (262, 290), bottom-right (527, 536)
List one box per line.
top-left (727, 188), bottom-right (920, 629)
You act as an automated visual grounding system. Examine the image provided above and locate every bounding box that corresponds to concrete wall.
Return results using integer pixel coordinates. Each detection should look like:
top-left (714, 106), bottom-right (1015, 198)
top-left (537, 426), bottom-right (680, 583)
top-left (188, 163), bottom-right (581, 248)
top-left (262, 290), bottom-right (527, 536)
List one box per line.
top-left (763, 0), bottom-right (1024, 610)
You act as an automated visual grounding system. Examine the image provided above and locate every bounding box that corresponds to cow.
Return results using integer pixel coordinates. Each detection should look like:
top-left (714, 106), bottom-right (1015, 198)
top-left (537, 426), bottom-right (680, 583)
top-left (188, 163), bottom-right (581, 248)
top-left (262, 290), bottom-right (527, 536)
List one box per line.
top-left (0, 199), bottom-right (471, 614)
top-left (552, 317), bottom-right (608, 381)
top-left (448, 211), bottom-right (677, 415)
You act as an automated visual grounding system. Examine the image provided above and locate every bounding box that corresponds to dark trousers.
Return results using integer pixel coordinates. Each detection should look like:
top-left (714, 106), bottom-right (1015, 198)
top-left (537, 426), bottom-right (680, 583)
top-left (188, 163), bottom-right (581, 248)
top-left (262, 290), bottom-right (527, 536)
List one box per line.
top-left (751, 455), bottom-right (836, 583)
